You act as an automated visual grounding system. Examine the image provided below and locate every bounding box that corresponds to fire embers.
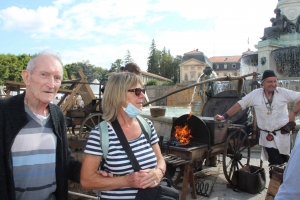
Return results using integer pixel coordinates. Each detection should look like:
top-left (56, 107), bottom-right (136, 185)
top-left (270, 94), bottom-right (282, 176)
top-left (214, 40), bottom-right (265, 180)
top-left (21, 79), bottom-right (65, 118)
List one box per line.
top-left (174, 124), bottom-right (193, 145)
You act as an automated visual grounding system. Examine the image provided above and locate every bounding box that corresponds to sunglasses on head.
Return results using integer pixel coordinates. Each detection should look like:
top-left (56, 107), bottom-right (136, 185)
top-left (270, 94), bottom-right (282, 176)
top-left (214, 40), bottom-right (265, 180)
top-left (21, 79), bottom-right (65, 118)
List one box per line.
top-left (127, 88), bottom-right (145, 96)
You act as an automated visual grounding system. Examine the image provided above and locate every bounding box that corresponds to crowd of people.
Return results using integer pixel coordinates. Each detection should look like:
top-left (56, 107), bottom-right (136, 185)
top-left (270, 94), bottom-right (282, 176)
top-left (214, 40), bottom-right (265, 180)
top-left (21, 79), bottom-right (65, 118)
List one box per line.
top-left (1, 50), bottom-right (300, 199)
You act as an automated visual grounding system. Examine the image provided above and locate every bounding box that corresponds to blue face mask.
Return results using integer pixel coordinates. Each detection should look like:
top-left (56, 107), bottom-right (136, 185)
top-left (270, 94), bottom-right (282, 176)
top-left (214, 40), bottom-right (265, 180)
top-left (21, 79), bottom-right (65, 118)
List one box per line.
top-left (123, 103), bottom-right (142, 118)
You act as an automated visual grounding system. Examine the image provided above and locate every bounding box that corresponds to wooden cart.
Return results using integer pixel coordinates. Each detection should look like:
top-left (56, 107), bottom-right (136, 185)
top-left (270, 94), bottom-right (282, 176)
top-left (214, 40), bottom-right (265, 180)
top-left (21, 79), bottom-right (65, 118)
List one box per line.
top-left (59, 70), bottom-right (106, 138)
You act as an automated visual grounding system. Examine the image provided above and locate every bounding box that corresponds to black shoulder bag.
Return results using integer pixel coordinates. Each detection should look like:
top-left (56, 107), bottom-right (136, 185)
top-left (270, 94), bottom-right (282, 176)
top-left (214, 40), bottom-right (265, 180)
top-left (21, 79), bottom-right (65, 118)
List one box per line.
top-left (111, 120), bottom-right (179, 200)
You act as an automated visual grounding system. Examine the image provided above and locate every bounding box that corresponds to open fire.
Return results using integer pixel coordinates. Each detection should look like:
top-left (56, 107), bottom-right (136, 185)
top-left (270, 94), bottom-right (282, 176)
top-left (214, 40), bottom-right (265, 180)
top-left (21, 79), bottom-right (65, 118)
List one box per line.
top-left (174, 113), bottom-right (193, 145)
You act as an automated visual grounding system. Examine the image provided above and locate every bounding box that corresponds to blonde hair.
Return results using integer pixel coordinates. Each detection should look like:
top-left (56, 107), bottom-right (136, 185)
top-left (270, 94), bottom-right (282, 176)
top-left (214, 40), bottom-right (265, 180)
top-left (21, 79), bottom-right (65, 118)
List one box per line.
top-left (102, 72), bottom-right (143, 121)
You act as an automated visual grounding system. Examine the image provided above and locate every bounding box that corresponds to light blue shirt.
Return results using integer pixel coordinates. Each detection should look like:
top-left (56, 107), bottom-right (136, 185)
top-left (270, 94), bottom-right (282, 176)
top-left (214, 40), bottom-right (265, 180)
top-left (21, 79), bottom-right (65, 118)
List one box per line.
top-left (276, 131), bottom-right (300, 199)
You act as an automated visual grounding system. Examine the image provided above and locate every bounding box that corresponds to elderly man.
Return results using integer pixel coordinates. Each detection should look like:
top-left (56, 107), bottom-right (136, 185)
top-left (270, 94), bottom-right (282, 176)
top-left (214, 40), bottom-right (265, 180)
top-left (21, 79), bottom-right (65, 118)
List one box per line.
top-left (0, 51), bottom-right (81, 199)
top-left (215, 70), bottom-right (300, 167)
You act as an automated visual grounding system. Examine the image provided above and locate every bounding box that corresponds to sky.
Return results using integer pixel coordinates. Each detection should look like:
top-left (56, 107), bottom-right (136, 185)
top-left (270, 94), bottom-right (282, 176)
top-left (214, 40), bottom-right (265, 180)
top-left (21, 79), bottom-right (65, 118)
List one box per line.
top-left (0, 0), bottom-right (279, 71)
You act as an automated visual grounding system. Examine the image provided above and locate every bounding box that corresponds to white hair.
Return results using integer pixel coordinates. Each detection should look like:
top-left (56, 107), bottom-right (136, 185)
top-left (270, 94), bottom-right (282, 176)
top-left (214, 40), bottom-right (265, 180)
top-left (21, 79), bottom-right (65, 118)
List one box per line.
top-left (26, 51), bottom-right (63, 73)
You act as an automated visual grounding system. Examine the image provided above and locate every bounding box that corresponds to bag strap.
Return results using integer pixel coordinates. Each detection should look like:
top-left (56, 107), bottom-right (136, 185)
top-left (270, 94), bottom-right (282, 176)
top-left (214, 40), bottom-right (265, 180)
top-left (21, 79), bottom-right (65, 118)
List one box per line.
top-left (99, 115), bottom-right (151, 160)
top-left (136, 115), bottom-right (151, 144)
top-left (111, 120), bottom-right (141, 172)
top-left (99, 121), bottom-right (109, 160)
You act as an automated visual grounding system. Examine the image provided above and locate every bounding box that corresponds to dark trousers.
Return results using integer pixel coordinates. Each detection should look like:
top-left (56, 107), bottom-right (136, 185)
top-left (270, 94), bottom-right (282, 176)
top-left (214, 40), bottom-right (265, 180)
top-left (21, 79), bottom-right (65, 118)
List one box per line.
top-left (265, 147), bottom-right (288, 166)
top-left (265, 147), bottom-right (288, 178)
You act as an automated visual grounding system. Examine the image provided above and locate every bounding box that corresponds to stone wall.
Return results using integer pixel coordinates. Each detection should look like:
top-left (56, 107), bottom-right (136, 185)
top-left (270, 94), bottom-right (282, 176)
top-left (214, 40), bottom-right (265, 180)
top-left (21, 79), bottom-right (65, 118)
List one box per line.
top-left (166, 84), bottom-right (202, 106)
top-left (145, 85), bottom-right (173, 106)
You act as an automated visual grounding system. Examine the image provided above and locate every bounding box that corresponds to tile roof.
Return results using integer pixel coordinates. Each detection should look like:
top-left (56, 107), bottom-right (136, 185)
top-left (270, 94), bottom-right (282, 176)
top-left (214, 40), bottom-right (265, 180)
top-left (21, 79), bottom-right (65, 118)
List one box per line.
top-left (142, 71), bottom-right (172, 81)
top-left (209, 55), bottom-right (242, 63)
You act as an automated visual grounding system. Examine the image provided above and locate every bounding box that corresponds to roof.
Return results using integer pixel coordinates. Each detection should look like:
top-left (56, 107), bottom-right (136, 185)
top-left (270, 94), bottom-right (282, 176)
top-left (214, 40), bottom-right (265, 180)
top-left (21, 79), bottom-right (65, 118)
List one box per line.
top-left (182, 49), bottom-right (208, 63)
top-left (184, 49), bottom-right (203, 54)
top-left (107, 71), bottom-right (172, 82)
top-left (209, 55), bottom-right (242, 63)
top-left (142, 71), bottom-right (172, 82)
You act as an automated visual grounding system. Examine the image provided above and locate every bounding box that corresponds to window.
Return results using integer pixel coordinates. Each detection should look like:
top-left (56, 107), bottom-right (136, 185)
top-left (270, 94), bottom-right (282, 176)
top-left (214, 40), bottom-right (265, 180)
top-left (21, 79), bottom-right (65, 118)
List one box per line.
top-left (191, 74), bottom-right (195, 80)
top-left (216, 64), bottom-right (219, 69)
top-left (191, 66), bottom-right (195, 70)
top-left (224, 64), bottom-right (227, 69)
top-left (232, 64), bottom-right (236, 68)
top-left (224, 72), bottom-right (227, 76)
top-left (234, 72), bottom-right (238, 76)
top-left (185, 74), bottom-right (188, 81)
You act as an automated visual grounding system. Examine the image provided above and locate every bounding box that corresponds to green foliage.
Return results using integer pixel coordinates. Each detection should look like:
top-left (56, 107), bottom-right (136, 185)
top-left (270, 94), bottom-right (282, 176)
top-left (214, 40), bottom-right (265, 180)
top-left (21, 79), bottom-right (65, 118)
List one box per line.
top-left (171, 55), bottom-right (182, 84)
top-left (159, 47), bottom-right (173, 79)
top-left (109, 59), bottom-right (123, 72)
top-left (160, 81), bottom-right (175, 86)
top-left (146, 40), bottom-right (182, 83)
top-left (145, 79), bottom-right (159, 86)
top-left (0, 54), bottom-right (32, 85)
top-left (63, 61), bottom-right (108, 82)
top-left (124, 50), bottom-right (134, 65)
top-left (147, 39), bottom-right (160, 74)
top-left (145, 79), bottom-right (174, 86)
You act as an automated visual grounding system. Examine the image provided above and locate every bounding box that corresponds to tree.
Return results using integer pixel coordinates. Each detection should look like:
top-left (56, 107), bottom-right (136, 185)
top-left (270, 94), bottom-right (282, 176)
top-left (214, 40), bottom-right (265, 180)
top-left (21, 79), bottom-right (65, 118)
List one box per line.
top-left (159, 47), bottom-right (173, 78)
top-left (64, 61), bottom-right (107, 82)
top-left (147, 39), bottom-right (160, 74)
top-left (172, 55), bottom-right (182, 83)
top-left (109, 59), bottom-right (123, 72)
top-left (0, 54), bottom-right (32, 85)
top-left (124, 50), bottom-right (134, 65)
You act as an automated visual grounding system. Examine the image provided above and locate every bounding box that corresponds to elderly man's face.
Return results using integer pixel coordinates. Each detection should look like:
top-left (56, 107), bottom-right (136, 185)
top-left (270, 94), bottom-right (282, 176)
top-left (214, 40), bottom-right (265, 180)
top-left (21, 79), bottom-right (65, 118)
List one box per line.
top-left (24, 55), bottom-right (63, 104)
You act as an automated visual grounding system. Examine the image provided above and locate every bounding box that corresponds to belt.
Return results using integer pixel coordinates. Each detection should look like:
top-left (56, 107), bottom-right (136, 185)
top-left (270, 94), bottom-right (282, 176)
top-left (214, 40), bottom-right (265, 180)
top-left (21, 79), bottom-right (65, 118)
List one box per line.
top-left (259, 128), bottom-right (281, 136)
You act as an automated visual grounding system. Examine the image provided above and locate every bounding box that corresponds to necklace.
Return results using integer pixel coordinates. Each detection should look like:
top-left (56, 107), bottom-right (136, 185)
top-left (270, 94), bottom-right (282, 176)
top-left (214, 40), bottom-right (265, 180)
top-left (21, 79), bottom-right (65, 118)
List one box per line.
top-left (263, 91), bottom-right (274, 115)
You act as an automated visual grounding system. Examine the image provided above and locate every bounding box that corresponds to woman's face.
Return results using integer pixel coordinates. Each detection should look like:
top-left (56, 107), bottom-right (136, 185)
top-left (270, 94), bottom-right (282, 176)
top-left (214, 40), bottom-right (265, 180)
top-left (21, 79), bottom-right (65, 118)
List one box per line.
top-left (126, 84), bottom-right (145, 110)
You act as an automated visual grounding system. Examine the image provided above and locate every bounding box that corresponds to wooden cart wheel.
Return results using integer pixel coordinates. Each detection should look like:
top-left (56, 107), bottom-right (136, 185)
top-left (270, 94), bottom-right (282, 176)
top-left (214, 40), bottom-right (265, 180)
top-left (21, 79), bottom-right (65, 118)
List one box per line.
top-left (79, 113), bottom-right (103, 138)
top-left (223, 128), bottom-right (250, 185)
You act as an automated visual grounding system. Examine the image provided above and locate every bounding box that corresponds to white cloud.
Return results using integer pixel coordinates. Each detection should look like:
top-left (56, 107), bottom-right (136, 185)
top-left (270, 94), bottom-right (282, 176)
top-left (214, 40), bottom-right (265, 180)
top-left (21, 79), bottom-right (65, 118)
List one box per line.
top-left (57, 43), bottom-right (150, 71)
top-left (0, 6), bottom-right (60, 32)
top-left (53, 0), bottom-right (74, 9)
top-left (0, 0), bottom-right (282, 72)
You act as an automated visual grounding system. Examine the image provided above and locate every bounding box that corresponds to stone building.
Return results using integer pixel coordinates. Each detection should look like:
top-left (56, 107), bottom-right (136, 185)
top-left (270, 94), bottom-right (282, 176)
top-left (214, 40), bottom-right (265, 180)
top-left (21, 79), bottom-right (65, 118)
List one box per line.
top-left (179, 49), bottom-right (213, 84)
top-left (179, 49), bottom-right (242, 83)
top-left (209, 55), bottom-right (242, 77)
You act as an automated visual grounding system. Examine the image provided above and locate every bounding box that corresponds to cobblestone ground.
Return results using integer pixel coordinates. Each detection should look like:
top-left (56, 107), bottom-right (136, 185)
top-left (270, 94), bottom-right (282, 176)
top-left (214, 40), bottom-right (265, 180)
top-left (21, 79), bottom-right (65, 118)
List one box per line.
top-left (184, 149), bottom-right (269, 200)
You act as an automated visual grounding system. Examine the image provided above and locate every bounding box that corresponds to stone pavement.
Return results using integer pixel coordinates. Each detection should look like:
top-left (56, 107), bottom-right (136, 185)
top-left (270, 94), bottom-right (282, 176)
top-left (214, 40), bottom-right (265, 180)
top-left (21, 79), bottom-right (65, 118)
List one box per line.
top-left (183, 147), bottom-right (270, 200)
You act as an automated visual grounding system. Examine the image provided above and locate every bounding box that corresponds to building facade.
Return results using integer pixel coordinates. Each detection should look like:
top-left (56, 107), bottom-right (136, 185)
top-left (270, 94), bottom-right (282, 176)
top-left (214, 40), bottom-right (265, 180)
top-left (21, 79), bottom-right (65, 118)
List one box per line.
top-left (179, 49), bottom-right (213, 84)
top-left (209, 55), bottom-right (241, 77)
top-left (179, 49), bottom-right (242, 83)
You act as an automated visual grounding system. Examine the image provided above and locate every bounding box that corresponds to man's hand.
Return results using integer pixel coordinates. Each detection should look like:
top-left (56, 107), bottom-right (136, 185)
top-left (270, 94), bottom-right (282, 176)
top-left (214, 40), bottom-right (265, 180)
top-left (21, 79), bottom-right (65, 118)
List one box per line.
top-left (214, 114), bottom-right (223, 121)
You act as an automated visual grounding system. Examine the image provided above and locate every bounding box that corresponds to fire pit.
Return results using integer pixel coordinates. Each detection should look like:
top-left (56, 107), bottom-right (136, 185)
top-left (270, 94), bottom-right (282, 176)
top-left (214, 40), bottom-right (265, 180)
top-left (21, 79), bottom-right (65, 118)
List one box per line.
top-left (161, 114), bottom-right (229, 200)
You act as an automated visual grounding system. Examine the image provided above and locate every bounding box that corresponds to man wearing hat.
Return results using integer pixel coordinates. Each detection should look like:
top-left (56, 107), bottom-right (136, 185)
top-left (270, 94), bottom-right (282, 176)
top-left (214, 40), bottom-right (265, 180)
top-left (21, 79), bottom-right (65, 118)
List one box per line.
top-left (215, 69), bottom-right (300, 167)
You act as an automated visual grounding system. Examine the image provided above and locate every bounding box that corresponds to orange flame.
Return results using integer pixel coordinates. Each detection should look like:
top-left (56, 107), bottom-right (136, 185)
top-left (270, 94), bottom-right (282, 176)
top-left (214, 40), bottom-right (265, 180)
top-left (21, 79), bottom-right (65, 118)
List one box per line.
top-left (187, 112), bottom-right (192, 119)
top-left (174, 124), bottom-right (193, 145)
